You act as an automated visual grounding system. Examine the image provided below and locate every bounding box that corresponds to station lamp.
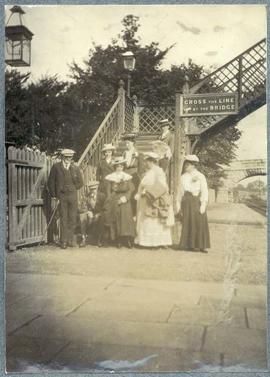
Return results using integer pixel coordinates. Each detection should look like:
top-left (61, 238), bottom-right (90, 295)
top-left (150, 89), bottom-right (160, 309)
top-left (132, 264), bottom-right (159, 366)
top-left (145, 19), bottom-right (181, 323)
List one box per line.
top-left (5, 6), bottom-right (34, 67)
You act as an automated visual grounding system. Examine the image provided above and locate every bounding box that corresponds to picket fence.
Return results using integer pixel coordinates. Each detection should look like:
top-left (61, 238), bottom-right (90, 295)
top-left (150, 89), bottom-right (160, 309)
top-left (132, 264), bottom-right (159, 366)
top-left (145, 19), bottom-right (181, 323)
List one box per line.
top-left (7, 146), bottom-right (56, 251)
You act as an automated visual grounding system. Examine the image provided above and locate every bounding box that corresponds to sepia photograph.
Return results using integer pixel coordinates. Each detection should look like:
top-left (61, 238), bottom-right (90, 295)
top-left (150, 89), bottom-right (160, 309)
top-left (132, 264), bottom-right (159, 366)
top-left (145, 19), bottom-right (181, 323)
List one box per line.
top-left (5, 4), bottom-right (267, 373)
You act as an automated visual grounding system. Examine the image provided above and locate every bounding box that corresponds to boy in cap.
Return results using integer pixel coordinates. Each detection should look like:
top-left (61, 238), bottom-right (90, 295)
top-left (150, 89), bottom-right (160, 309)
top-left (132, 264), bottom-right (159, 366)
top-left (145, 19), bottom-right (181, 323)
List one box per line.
top-left (77, 181), bottom-right (106, 247)
top-left (48, 149), bottom-right (84, 249)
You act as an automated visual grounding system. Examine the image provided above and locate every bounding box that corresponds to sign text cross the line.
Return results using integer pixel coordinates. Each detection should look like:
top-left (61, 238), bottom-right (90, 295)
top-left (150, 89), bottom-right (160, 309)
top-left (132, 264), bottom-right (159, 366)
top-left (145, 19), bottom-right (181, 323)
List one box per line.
top-left (180, 92), bottom-right (238, 117)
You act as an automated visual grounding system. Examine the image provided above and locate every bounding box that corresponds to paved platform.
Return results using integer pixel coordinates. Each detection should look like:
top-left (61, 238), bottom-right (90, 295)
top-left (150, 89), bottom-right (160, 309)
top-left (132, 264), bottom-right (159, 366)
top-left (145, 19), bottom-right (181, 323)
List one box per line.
top-left (207, 203), bottom-right (266, 226)
top-left (6, 204), bottom-right (267, 372)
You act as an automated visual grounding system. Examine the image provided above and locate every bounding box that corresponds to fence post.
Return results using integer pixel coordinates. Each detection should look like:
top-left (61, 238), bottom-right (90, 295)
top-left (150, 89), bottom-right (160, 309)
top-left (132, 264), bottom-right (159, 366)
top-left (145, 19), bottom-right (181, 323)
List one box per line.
top-left (238, 56), bottom-right (243, 105)
top-left (172, 76), bottom-right (190, 212)
top-left (118, 79), bottom-right (125, 134)
top-left (8, 147), bottom-right (17, 251)
top-left (132, 95), bottom-right (139, 133)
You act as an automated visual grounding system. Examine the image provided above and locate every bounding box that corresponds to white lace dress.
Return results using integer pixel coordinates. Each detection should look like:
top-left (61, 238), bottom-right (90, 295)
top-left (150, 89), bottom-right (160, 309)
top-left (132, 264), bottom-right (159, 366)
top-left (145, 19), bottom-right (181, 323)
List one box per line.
top-left (135, 165), bottom-right (174, 247)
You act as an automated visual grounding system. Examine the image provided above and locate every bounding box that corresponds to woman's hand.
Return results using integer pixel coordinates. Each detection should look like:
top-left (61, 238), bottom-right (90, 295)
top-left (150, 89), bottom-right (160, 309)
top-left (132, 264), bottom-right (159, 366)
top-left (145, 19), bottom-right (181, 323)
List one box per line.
top-left (134, 193), bottom-right (140, 201)
top-left (175, 200), bottom-right (180, 214)
top-left (118, 196), bottom-right (127, 204)
top-left (200, 203), bottom-right (206, 214)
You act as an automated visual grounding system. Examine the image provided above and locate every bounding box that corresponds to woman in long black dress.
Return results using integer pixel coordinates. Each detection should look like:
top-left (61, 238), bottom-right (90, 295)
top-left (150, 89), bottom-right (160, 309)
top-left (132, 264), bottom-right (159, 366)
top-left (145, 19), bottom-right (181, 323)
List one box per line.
top-left (178, 155), bottom-right (210, 253)
top-left (104, 157), bottom-right (136, 248)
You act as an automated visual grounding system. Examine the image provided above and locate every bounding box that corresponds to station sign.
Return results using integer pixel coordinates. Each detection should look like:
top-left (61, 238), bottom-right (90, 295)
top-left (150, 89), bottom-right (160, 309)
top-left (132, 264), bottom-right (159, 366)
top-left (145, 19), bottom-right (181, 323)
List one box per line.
top-left (180, 92), bottom-right (238, 117)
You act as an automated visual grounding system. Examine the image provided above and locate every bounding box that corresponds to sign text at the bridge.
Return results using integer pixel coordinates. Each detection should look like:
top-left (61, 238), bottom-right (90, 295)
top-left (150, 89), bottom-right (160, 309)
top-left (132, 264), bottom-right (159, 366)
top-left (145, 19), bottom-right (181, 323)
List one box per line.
top-left (180, 92), bottom-right (238, 117)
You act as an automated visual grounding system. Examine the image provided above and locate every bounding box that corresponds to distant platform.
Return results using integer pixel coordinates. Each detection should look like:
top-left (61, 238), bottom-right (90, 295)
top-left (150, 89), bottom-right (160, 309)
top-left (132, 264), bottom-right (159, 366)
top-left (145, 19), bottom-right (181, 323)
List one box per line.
top-left (207, 203), bottom-right (266, 226)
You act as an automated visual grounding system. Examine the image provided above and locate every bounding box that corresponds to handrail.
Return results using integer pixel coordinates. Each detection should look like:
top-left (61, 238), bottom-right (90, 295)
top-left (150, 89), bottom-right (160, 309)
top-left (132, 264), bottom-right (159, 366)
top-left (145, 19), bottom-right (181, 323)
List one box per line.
top-left (78, 95), bottom-right (121, 167)
top-left (190, 38), bottom-right (266, 94)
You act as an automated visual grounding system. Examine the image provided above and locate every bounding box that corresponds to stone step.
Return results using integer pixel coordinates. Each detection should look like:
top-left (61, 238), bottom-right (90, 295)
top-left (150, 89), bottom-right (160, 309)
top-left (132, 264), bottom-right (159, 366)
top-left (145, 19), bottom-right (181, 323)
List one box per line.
top-left (116, 145), bottom-right (154, 151)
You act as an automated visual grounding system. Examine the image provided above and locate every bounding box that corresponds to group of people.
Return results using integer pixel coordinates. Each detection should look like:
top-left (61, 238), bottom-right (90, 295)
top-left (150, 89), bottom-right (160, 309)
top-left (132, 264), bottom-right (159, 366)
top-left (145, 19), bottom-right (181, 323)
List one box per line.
top-left (47, 119), bottom-right (210, 253)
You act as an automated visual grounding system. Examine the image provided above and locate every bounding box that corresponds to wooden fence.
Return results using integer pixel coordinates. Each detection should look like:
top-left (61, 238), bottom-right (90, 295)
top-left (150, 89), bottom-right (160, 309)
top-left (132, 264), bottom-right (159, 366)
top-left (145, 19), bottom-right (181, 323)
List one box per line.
top-left (7, 146), bottom-right (56, 251)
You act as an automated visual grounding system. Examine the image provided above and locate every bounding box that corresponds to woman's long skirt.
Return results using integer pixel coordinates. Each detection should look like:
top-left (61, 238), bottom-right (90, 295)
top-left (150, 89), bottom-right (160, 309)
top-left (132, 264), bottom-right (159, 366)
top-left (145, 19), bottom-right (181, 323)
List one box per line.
top-left (135, 196), bottom-right (173, 247)
top-left (179, 192), bottom-right (210, 250)
top-left (104, 195), bottom-right (136, 241)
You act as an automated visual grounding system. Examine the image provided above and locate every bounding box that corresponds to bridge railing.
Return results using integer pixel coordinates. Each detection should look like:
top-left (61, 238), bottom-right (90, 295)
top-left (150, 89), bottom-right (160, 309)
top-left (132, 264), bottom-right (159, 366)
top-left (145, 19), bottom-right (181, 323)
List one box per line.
top-left (188, 38), bottom-right (266, 134)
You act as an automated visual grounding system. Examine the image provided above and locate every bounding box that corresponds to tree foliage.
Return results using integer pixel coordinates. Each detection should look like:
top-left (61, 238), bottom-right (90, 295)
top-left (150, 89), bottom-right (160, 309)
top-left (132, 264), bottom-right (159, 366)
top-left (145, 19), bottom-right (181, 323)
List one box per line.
top-left (5, 14), bottom-right (241, 184)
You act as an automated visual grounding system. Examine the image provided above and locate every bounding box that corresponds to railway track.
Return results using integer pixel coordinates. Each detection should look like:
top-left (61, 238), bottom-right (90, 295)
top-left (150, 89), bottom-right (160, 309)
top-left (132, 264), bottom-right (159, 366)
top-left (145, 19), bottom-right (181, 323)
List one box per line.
top-left (245, 200), bottom-right (267, 217)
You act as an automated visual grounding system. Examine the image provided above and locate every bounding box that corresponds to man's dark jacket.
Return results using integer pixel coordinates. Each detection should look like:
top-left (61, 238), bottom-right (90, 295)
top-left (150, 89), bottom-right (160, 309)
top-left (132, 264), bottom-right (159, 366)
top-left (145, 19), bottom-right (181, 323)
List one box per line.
top-left (48, 162), bottom-right (84, 198)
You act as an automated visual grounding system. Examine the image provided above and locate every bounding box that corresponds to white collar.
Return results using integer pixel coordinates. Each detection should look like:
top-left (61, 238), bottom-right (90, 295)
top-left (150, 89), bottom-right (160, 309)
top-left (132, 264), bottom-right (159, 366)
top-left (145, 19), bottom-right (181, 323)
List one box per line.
top-left (62, 161), bottom-right (71, 169)
top-left (126, 146), bottom-right (136, 154)
top-left (105, 171), bottom-right (132, 183)
top-left (161, 129), bottom-right (170, 139)
top-left (105, 157), bottom-right (112, 164)
top-left (183, 169), bottom-right (200, 177)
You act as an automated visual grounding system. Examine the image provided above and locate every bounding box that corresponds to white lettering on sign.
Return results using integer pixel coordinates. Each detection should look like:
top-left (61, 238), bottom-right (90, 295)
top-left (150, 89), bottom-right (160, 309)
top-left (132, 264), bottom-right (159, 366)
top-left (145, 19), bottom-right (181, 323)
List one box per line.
top-left (180, 93), bottom-right (238, 117)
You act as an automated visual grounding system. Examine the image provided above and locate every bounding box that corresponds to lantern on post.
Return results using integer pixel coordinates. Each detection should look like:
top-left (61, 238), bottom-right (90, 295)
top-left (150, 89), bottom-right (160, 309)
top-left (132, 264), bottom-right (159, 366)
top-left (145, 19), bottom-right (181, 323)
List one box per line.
top-left (121, 51), bottom-right (136, 97)
top-left (5, 6), bottom-right (34, 67)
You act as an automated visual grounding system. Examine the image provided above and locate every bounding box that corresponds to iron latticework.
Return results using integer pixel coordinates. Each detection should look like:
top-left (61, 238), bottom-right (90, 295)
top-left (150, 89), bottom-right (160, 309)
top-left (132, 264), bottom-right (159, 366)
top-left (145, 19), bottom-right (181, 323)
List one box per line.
top-left (188, 38), bottom-right (266, 135)
top-left (125, 96), bottom-right (135, 133)
top-left (138, 105), bottom-right (175, 134)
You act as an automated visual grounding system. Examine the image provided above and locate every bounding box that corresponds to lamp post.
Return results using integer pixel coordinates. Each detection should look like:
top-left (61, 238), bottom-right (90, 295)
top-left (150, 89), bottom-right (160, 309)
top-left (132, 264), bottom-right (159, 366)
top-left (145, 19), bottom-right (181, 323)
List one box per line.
top-left (122, 51), bottom-right (136, 97)
top-left (5, 6), bottom-right (34, 67)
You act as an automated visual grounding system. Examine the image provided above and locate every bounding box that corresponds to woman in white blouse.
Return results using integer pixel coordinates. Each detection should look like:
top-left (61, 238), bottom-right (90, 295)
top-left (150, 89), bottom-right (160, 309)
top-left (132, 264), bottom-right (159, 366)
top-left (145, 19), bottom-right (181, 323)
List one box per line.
top-left (177, 154), bottom-right (210, 253)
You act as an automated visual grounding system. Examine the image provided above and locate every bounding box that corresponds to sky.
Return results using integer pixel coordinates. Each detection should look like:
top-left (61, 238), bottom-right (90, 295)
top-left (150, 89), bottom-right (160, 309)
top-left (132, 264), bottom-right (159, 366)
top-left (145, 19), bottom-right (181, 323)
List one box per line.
top-left (5, 4), bottom-right (267, 161)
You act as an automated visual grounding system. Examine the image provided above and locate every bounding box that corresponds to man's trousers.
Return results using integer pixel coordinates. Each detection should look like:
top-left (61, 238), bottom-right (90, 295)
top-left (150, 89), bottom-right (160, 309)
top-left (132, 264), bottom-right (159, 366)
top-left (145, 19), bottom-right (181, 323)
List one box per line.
top-left (59, 192), bottom-right (78, 244)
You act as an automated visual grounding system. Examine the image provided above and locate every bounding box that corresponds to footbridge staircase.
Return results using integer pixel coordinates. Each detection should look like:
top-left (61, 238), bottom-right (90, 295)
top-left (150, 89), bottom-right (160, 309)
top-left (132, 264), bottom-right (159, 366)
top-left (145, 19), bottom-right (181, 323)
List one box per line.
top-left (78, 38), bottom-right (266, 197)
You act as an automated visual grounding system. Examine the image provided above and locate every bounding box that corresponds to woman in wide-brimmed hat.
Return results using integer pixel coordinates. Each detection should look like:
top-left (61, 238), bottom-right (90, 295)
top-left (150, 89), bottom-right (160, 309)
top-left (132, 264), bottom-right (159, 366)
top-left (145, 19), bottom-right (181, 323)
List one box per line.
top-left (96, 143), bottom-right (116, 194)
top-left (104, 156), bottom-right (136, 248)
top-left (177, 155), bottom-right (210, 253)
top-left (135, 152), bottom-right (174, 248)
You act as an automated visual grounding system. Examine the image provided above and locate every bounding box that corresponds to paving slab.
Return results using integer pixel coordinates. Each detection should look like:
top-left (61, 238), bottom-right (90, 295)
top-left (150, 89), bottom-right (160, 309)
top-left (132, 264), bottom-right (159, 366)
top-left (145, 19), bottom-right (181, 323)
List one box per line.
top-left (235, 284), bottom-right (267, 298)
top-left (246, 308), bottom-right (267, 330)
top-left (14, 314), bottom-right (204, 351)
top-left (208, 203), bottom-right (266, 225)
top-left (203, 326), bottom-right (266, 367)
top-left (51, 342), bottom-right (221, 372)
top-left (223, 347), bottom-right (267, 370)
top-left (6, 273), bottom-right (115, 298)
top-left (6, 336), bottom-right (69, 372)
top-left (6, 306), bottom-right (43, 335)
top-left (9, 294), bottom-right (92, 317)
top-left (199, 295), bottom-right (266, 310)
top-left (113, 279), bottom-right (224, 301)
top-left (169, 305), bottom-right (246, 328)
top-left (69, 296), bottom-right (174, 323)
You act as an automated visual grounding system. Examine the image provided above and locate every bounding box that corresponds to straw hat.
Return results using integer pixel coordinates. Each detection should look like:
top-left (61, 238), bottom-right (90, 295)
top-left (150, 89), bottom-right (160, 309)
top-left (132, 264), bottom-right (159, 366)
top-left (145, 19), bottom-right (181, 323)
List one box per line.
top-left (61, 149), bottom-right (75, 157)
top-left (184, 154), bottom-right (199, 163)
top-left (102, 143), bottom-right (116, 152)
top-left (87, 181), bottom-right (99, 189)
top-left (159, 118), bottom-right (171, 127)
top-left (121, 133), bottom-right (136, 142)
top-left (143, 152), bottom-right (159, 161)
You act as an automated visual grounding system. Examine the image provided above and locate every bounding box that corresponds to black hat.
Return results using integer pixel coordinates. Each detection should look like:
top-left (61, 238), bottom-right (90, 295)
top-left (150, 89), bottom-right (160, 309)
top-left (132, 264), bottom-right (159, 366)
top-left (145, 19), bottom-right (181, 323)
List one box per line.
top-left (121, 133), bottom-right (136, 142)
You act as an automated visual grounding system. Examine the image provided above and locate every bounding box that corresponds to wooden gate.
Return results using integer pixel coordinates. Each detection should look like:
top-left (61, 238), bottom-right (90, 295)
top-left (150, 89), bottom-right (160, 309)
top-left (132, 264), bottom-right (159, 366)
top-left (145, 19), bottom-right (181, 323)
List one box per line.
top-left (7, 147), bottom-right (53, 251)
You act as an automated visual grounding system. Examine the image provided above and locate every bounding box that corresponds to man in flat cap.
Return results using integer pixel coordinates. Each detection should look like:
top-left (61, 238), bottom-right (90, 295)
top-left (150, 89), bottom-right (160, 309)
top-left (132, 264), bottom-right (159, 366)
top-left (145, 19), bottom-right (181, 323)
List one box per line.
top-left (48, 149), bottom-right (84, 249)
